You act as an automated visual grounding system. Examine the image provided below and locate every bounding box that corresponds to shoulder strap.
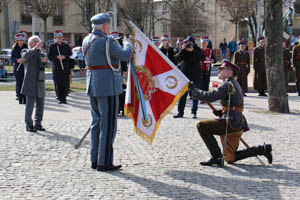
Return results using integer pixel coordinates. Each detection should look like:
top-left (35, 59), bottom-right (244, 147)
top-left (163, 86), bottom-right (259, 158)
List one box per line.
top-left (83, 35), bottom-right (103, 57)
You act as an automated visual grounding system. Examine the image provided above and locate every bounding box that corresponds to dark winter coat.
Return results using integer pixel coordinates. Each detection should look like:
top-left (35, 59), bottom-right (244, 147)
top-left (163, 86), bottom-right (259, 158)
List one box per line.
top-left (253, 46), bottom-right (267, 91)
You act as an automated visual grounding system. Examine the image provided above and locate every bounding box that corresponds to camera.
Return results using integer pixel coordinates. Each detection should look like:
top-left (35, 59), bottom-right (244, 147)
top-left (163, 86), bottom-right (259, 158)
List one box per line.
top-left (186, 43), bottom-right (192, 48)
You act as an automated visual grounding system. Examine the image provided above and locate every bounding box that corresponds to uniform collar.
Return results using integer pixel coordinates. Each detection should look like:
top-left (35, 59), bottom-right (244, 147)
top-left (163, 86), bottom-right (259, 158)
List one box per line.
top-left (92, 29), bottom-right (105, 37)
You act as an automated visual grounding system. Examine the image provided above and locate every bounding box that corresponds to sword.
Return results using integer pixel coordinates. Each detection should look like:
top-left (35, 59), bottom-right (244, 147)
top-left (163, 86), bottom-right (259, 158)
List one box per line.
top-left (56, 45), bottom-right (64, 70)
top-left (74, 127), bottom-right (90, 149)
top-left (16, 63), bottom-right (22, 71)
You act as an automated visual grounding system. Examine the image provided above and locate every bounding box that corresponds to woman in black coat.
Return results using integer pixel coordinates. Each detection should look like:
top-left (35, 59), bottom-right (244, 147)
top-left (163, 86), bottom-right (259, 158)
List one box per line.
top-left (11, 33), bottom-right (28, 104)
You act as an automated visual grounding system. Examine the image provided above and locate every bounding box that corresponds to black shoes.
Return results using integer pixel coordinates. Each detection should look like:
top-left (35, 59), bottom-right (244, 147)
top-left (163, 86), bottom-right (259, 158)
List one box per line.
top-left (192, 113), bottom-right (197, 119)
top-left (200, 157), bottom-right (223, 166)
top-left (91, 162), bottom-right (97, 169)
top-left (173, 113), bottom-right (184, 118)
top-left (258, 93), bottom-right (267, 96)
top-left (59, 100), bottom-right (67, 104)
top-left (97, 165), bottom-right (122, 171)
top-left (35, 124), bottom-right (46, 131)
top-left (26, 125), bottom-right (37, 132)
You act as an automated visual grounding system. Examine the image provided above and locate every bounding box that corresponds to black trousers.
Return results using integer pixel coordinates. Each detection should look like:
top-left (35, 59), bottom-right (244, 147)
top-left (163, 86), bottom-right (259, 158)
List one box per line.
top-left (53, 72), bottom-right (69, 101)
top-left (200, 72), bottom-right (211, 91)
top-left (15, 75), bottom-right (25, 101)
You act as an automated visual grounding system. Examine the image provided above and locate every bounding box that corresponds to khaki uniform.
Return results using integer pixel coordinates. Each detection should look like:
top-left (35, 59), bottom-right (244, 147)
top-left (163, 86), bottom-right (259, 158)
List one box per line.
top-left (283, 48), bottom-right (291, 91)
top-left (292, 45), bottom-right (300, 94)
top-left (233, 50), bottom-right (250, 93)
top-left (253, 46), bottom-right (267, 93)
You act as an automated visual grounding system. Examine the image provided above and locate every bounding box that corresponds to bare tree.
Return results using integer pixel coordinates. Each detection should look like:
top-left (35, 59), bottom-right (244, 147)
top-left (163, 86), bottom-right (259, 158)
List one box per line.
top-left (73, 0), bottom-right (112, 32)
top-left (16, 0), bottom-right (65, 45)
top-left (265, 0), bottom-right (289, 113)
top-left (162, 0), bottom-right (209, 38)
top-left (217, 0), bottom-right (257, 41)
top-left (118, 0), bottom-right (156, 36)
top-left (0, 0), bottom-right (10, 13)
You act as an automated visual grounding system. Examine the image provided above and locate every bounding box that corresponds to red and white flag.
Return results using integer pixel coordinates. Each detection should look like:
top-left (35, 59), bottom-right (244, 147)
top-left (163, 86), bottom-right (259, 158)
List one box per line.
top-left (125, 22), bottom-right (189, 144)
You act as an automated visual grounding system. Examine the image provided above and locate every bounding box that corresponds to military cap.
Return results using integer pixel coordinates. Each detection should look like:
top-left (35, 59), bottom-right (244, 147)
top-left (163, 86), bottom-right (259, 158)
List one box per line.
top-left (91, 13), bottom-right (111, 26)
top-left (54, 30), bottom-right (63, 37)
top-left (18, 30), bottom-right (28, 39)
top-left (200, 36), bottom-right (209, 43)
top-left (161, 34), bottom-right (169, 41)
top-left (219, 59), bottom-right (240, 75)
top-left (111, 31), bottom-right (119, 38)
top-left (238, 41), bottom-right (246, 46)
top-left (151, 36), bottom-right (160, 41)
top-left (15, 33), bottom-right (26, 41)
top-left (257, 36), bottom-right (265, 42)
top-left (176, 38), bottom-right (183, 44)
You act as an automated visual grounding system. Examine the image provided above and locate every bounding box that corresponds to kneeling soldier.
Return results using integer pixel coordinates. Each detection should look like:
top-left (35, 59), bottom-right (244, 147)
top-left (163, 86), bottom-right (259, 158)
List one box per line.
top-left (189, 60), bottom-right (273, 166)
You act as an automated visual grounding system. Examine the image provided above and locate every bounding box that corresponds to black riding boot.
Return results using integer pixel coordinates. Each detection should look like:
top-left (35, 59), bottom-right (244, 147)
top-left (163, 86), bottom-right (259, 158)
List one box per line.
top-left (234, 144), bottom-right (272, 164)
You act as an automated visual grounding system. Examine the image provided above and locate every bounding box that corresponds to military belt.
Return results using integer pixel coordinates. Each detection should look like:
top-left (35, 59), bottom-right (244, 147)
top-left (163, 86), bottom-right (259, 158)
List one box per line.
top-left (222, 106), bottom-right (243, 113)
top-left (87, 64), bottom-right (119, 70)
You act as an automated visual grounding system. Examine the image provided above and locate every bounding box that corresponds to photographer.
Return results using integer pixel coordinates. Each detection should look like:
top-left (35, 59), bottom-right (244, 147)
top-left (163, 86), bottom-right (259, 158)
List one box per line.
top-left (21, 36), bottom-right (47, 132)
top-left (174, 36), bottom-right (204, 119)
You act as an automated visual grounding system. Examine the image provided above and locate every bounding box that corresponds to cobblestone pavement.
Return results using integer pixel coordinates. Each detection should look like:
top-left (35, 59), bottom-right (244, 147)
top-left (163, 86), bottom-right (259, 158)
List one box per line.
top-left (0, 91), bottom-right (300, 200)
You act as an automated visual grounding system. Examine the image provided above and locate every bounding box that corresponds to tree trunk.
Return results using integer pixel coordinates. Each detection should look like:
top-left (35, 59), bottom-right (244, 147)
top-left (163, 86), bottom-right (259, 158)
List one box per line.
top-left (265, 0), bottom-right (289, 113)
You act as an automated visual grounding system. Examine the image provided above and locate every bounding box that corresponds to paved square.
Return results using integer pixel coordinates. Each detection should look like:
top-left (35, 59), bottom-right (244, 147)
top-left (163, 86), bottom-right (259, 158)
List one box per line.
top-left (0, 91), bottom-right (299, 199)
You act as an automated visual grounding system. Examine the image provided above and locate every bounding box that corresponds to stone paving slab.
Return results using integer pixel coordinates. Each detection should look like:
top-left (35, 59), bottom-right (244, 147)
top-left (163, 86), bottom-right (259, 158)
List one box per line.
top-left (0, 91), bottom-right (300, 199)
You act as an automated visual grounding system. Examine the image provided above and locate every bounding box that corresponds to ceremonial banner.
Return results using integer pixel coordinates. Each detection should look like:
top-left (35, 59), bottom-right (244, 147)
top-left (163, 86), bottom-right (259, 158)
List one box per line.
top-left (125, 21), bottom-right (189, 144)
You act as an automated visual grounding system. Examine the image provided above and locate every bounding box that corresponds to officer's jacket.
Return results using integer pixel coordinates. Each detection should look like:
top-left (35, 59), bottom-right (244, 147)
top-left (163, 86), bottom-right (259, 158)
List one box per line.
top-left (11, 43), bottom-right (28, 76)
top-left (82, 29), bottom-right (132, 96)
top-left (48, 42), bottom-right (72, 74)
top-left (191, 77), bottom-right (248, 131)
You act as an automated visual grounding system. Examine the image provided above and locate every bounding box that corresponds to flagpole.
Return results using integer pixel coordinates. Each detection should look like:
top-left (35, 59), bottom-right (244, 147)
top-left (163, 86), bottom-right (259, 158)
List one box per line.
top-left (129, 60), bottom-right (148, 121)
top-left (127, 19), bottom-right (189, 83)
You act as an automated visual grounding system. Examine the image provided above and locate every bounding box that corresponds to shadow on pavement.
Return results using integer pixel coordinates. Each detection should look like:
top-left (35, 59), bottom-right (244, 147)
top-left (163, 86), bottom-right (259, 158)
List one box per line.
top-left (33, 130), bottom-right (89, 149)
top-left (165, 165), bottom-right (291, 199)
top-left (248, 123), bottom-right (277, 131)
top-left (109, 171), bottom-right (209, 199)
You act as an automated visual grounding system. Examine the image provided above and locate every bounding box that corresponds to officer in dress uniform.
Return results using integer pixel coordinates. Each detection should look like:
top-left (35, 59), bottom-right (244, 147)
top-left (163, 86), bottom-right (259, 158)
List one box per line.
top-left (233, 41), bottom-right (250, 96)
top-left (189, 60), bottom-right (273, 166)
top-left (82, 13), bottom-right (132, 171)
top-left (200, 36), bottom-right (216, 93)
top-left (253, 36), bottom-right (267, 96)
top-left (48, 30), bottom-right (72, 104)
top-left (283, 41), bottom-right (291, 94)
top-left (159, 34), bottom-right (175, 64)
top-left (292, 36), bottom-right (300, 96)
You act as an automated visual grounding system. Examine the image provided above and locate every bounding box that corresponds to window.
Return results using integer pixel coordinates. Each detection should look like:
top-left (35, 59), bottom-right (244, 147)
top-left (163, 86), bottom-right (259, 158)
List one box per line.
top-left (21, 5), bottom-right (32, 24)
top-left (53, 6), bottom-right (64, 26)
top-left (162, 23), bottom-right (167, 32)
top-left (162, 3), bottom-right (167, 13)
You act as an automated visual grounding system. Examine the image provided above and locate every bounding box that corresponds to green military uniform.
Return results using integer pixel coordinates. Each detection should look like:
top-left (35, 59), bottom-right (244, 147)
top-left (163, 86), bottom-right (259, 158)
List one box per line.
top-left (253, 46), bottom-right (267, 95)
top-left (233, 49), bottom-right (250, 94)
top-left (292, 45), bottom-right (300, 95)
top-left (189, 60), bottom-right (272, 166)
top-left (283, 47), bottom-right (291, 92)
